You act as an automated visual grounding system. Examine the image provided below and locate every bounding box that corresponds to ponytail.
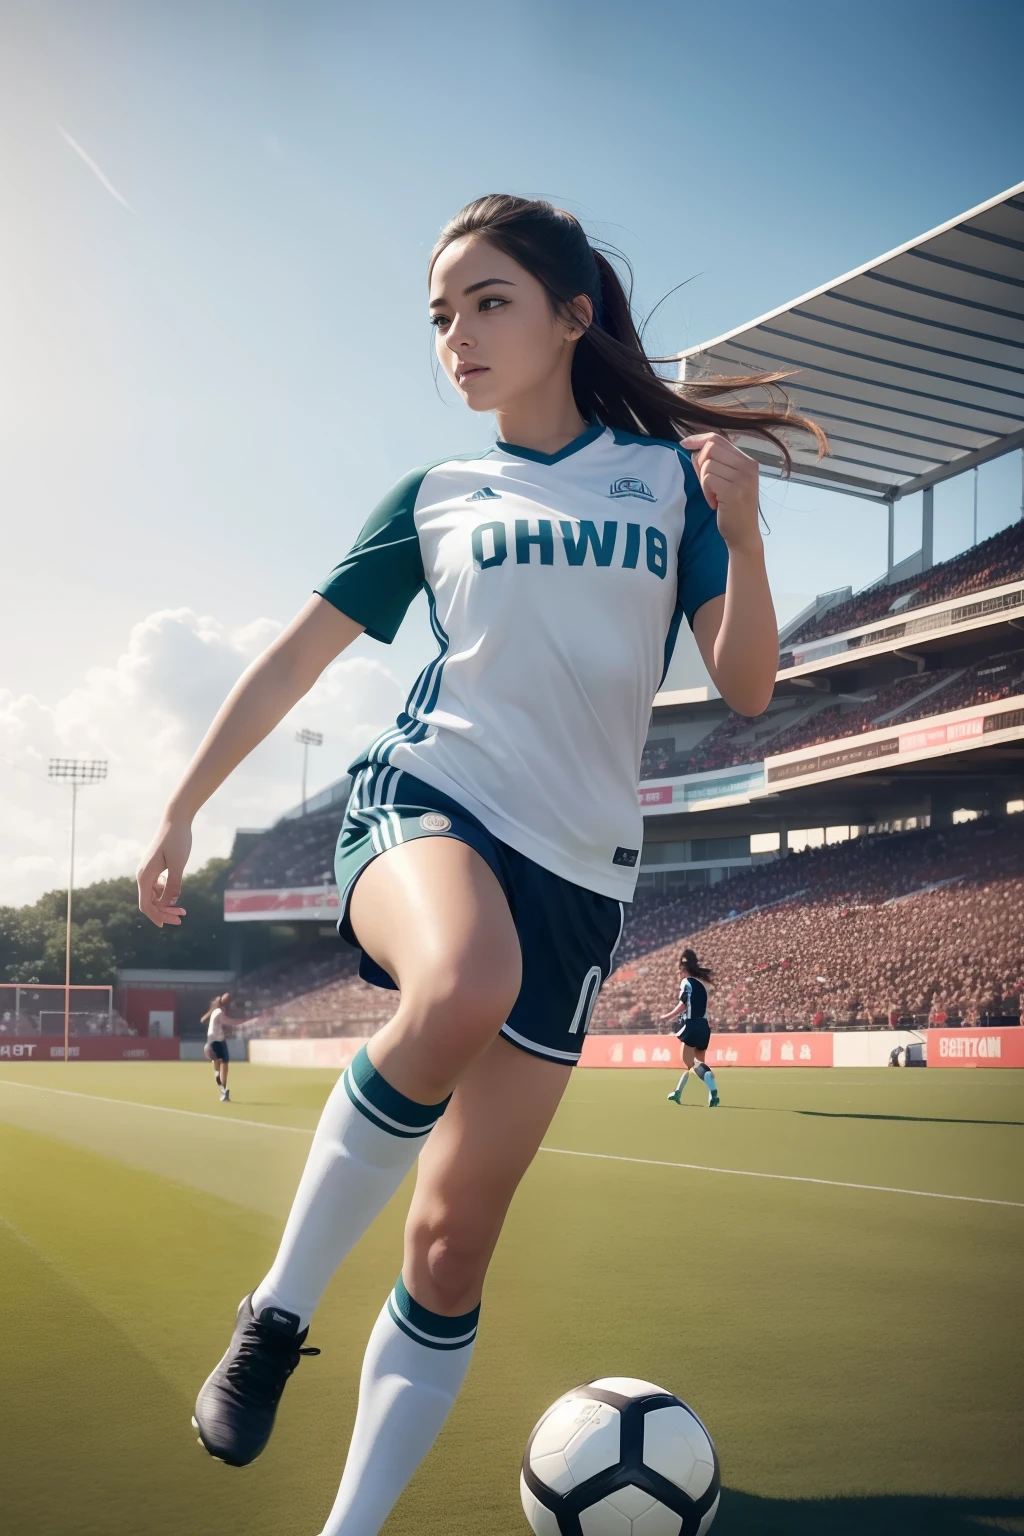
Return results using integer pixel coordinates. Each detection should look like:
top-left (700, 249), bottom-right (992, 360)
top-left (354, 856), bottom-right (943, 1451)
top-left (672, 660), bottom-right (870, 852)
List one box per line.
top-left (680, 947), bottom-right (713, 983)
top-left (430, 195), bottom-right (827, 471)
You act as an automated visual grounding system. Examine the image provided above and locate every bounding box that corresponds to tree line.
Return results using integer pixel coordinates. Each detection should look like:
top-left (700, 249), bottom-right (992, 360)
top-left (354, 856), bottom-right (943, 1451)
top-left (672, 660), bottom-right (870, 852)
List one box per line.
top-left (0, 860), bottom-right (233, 985)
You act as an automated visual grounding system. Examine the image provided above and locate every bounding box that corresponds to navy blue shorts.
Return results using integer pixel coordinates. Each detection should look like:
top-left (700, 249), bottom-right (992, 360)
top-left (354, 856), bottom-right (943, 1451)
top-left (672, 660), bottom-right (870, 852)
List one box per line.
top-left (677, 1018), bottom-right (711, 1051)
top-left (208, 1039), bottom-right (229, 1062)
top-left (335, 764), bottom-right (625, 1065)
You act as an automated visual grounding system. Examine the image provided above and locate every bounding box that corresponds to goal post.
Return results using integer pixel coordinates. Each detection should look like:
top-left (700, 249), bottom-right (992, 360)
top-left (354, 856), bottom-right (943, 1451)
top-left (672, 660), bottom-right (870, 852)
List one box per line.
top-left (0, 984), bottom-right (115, 1044)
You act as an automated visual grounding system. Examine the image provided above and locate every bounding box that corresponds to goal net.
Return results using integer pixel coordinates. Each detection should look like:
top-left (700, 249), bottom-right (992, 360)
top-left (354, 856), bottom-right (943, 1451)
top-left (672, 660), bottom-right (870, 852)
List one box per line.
top-left (0, 984), bottom-right (116, 1036)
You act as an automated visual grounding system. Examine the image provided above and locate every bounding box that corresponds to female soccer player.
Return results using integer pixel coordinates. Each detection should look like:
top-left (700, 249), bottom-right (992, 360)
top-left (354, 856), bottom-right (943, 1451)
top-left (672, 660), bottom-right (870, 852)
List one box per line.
top-left (137, 194), bottom-right (821, 1535)
top-left (201, 992), bottom-right (232, 1101)
top-left (662, 948), bottom-right (719, 1107)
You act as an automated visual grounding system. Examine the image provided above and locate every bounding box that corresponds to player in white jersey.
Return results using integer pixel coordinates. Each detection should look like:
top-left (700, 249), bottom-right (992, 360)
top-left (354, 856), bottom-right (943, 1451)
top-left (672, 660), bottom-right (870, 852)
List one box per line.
top-left (137, 194), bottom-right (823, 1531)
top-left (201, 992), bottom-right (232, 1102)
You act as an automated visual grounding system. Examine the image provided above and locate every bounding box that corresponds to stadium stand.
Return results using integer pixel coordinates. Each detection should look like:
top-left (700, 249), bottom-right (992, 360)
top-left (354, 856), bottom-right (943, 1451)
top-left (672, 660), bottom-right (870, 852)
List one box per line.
top-left (230, 805), bottom-right (339, 889)
top-left (640, 647), bottom-right (1024, 779)
top-left (230, 818), bottom-right (1024, 1038)
top-left (783, 520), bottom-right (1024, 648)
top-left (235, 956), bottom-right (394, 1038)
top-left (592, 817), bottom-right (1024, 1033)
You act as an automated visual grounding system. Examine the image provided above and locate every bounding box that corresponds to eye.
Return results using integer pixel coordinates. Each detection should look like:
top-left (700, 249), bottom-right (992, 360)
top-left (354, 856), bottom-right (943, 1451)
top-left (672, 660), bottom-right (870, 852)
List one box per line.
top-left (479, 296), bottom-right (507, 312)
top-left (429, 314), bottom-right (450, 329)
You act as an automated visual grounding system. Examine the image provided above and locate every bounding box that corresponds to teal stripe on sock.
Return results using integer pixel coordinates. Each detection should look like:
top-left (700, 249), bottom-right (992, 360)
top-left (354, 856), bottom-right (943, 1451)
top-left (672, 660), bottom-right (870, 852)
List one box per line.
top-left (342, 1070), bottom-right (430, 1139)
top-left (349, 1045), bottom-right (449, 1133)
top-left (387, 1298), bottom-right (475, 1350)
top-left (389, 1275), bottom-right (480, 1348)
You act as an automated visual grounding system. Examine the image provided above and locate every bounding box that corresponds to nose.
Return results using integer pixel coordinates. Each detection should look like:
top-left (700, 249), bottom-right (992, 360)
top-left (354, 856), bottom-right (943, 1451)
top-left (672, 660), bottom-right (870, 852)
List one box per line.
top-left (443, 311), bottom-right (475, 355)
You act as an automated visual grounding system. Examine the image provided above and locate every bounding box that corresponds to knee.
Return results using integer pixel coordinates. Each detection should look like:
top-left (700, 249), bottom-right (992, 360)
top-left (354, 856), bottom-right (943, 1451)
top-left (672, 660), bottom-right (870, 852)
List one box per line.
top-left (407, 1215), bottom-right (490, 1316)
top-left (406, 956), bottom-right (521, 1048)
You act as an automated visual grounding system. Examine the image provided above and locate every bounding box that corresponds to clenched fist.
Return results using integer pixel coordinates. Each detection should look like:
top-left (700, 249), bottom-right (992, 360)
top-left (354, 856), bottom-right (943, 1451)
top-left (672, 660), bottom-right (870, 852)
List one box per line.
top-left (681, 432), bottom-right (762, 556)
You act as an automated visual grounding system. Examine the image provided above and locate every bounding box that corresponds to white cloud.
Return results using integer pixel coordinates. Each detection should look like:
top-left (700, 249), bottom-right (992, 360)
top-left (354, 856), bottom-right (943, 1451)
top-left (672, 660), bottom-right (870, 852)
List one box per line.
top-left (0, 609), bottom-right (404, 907)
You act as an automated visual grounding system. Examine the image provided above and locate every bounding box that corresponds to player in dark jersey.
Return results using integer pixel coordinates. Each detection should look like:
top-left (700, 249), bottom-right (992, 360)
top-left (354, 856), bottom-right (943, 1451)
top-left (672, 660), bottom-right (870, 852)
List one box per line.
top-left (661, 948), bottom-right (719, 1107)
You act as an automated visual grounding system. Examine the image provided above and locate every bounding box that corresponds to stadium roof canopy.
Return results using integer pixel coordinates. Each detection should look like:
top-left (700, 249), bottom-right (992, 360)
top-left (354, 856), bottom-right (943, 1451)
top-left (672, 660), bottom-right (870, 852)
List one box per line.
top-left (679, 180), bottom-right (1024, 504)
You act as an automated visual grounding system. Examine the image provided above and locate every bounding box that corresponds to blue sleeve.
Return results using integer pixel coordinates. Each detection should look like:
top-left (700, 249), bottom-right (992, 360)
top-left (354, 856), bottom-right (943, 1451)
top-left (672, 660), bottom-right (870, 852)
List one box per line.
top-left (676, 448), bottom-right (729, 628)
top-left (315, 467), bottom-right (427, 644)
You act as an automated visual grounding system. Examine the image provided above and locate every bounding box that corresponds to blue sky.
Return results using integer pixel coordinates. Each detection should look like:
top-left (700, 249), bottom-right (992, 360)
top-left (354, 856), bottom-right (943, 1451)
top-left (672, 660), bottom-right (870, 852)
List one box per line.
top-left (1, 0), bottom-right (1022, 902)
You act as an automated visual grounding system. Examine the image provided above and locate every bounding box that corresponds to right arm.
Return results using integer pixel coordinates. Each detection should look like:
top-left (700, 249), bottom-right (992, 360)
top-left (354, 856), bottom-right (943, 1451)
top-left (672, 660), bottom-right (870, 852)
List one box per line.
top-left (137, 596), bottom-right (363, 926)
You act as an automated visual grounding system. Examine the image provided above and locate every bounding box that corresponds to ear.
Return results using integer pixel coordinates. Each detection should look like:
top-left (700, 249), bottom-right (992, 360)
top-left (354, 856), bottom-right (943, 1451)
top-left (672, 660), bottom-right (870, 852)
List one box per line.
top-left (563, 293), bottom-right (594, 343)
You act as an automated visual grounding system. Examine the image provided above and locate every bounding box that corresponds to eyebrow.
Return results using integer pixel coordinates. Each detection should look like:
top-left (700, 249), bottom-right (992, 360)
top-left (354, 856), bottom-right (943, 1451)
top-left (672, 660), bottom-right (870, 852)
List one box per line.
top-left (429, 277), bottom-right (516, 309)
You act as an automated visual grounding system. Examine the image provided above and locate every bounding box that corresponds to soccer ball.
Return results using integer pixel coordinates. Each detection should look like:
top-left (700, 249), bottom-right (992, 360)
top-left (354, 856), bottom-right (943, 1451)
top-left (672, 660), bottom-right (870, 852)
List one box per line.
top-left (520, 1377), bottom-right (720, 1536)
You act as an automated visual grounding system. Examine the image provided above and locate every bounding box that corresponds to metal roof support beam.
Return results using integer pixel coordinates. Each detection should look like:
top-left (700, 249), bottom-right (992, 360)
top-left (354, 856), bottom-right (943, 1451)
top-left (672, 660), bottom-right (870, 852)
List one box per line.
top-left (888, 426), bottom-right (1024, 502)
top-left (887, 499), bottom-right (895, 576)
top-left (922, 486), bottom-right (934, 570)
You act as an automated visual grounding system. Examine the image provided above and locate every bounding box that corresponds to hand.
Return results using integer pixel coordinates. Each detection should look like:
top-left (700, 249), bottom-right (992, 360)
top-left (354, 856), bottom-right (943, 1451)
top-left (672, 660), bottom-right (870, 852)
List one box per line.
top-left (681, 432), bottom-right (762, 555)
top-left (137, 817), bottom-right (192, 927)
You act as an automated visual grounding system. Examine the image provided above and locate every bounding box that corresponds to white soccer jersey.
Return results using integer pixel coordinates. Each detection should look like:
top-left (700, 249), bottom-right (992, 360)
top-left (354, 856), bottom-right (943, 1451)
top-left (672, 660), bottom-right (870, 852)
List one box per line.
top-left (317, 422), bottom-right (728, 900)
top-left (207, 1008), bottom-right (226, 1042)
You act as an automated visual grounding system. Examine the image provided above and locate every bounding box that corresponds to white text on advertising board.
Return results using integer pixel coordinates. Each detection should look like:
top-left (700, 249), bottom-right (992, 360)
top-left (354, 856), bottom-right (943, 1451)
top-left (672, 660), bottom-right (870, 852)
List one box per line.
top-left (938, 1035), bottom-right (1002, 1059)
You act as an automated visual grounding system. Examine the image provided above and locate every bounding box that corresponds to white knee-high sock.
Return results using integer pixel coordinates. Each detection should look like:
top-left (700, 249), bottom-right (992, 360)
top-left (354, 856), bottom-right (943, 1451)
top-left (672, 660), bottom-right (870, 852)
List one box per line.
top-left (319, 1277), bottom-right (479, 1536)
top-left (252, 1047), bottom-right (448, 1328)
top-left (674, 1070), bottom-right (689, 1095)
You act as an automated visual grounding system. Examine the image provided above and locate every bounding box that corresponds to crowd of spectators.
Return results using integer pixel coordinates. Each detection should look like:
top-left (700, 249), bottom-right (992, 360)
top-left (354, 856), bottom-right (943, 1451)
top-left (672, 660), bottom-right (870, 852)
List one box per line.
top-left (591, 817), bottom-right (1024, 1032)
top-left (641, 649), bottom-right (1024, 780)
top-left (233, 949), bottom-right (395, 1037)
top-left (785, 520), bottom-right (1024, 649)
top-left (228, 807), bottom-right (340, 891)
top-left (232, 818), bottom-right (1024, 1039)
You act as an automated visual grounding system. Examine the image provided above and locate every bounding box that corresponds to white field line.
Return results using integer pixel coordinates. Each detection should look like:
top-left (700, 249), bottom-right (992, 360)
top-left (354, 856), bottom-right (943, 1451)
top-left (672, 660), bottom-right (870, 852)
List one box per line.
top-left (1, 1076), bottom-right (1022, 1211)
top-left (539, 1146), bottom-right (1024, 1210)
top-left (0, 1077), bottom-right (311, 1135)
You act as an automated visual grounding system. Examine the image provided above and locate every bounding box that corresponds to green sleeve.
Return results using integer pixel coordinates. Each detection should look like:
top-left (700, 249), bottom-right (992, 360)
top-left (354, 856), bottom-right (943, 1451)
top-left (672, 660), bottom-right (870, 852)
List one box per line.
top-left (315, 467), bottom-right (428, 644)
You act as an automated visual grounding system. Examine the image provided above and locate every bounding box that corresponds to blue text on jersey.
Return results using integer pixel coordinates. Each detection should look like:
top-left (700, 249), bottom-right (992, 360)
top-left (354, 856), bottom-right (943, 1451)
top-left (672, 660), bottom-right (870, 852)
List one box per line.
top-left (471, 519), bottom-right (668, 578)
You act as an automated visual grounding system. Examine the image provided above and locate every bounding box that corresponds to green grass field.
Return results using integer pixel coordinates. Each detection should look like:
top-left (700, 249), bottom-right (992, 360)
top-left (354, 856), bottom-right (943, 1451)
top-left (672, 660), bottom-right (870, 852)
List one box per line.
top-left (1, 1062), bottom-right (1022, 1536)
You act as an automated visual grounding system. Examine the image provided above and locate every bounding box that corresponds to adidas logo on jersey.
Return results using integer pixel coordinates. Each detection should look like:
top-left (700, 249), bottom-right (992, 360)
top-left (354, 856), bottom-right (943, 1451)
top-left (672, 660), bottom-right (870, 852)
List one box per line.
top-left (608, 477), bottom-right (656, 502)
top-left (467, 486), bottom-right (502, 501)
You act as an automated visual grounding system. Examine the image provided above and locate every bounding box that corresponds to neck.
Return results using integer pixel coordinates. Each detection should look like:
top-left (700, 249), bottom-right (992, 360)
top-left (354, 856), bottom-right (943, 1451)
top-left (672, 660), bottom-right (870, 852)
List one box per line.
top-left (494, 381), bottom-right (588, 456)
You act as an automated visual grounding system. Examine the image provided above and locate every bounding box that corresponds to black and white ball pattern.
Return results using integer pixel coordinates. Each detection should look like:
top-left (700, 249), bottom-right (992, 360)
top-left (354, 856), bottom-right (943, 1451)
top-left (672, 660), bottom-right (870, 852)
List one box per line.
top-left (521, 1378), bottom-right (720, 1536)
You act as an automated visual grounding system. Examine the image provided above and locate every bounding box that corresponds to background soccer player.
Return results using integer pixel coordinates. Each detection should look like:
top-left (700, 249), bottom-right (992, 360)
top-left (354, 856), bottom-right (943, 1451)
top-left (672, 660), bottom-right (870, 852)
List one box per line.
top-left (662, 948), bottom-right (719, 1107)
top-left (201, 991), bottom-right (233, 1101)
top-left (137, 193), bottom-right (821, 1535)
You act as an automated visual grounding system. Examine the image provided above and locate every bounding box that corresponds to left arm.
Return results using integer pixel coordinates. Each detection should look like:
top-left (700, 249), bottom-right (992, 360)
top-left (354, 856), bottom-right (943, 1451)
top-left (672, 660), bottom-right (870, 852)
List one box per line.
top-left (682, 433), bottom-right (778, 718)
top-left (658, 1001), bottom-right (686, 1023)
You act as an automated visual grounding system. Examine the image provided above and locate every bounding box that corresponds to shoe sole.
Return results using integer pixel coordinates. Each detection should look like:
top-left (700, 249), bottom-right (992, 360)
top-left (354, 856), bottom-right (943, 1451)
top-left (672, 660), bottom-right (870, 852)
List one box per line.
top-left (191, 1414), bottom-right (256, 1469)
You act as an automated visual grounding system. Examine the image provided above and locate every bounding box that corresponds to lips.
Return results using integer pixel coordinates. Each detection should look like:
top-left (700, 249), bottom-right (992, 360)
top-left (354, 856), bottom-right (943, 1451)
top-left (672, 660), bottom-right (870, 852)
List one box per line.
top-left (457, 365), bottom-right (489, 383)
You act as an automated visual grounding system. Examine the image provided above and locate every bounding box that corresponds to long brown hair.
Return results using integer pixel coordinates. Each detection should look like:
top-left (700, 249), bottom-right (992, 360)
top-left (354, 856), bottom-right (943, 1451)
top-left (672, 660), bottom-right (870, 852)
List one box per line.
top-left (430, 195), bottom-right (827, 471)
top-left (680, 948), bottom-right (713, 983)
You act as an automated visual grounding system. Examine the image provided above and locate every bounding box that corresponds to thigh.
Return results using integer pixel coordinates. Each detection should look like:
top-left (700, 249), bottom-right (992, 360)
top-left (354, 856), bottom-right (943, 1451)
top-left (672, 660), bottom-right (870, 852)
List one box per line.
top-left (403, 1035), bottom-right (571, 1313)
top-left (350, 835), bottom-right (523, 1099)
top-left (681, 1043), bottom-right (697, 1067)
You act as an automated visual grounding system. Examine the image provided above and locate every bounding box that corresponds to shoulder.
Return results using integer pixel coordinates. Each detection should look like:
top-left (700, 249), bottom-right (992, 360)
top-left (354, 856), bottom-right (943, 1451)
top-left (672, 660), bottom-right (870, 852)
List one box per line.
top-left (605, 428), bottom-right (702, 497)
top-left (372, 448), bottom-right (501, 518)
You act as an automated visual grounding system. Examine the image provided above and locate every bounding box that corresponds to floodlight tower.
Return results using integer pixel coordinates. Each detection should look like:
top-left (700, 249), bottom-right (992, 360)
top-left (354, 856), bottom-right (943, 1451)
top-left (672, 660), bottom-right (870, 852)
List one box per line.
top-left (47, 758), bottom-right (108, 1061)
top-left (295, 729), bottom-right (323, 816)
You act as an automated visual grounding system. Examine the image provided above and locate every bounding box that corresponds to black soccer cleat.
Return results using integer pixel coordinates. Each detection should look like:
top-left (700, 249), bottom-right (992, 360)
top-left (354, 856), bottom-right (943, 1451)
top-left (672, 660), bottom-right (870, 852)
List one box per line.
top-left (193, 1295), bottom-right (319, 1466)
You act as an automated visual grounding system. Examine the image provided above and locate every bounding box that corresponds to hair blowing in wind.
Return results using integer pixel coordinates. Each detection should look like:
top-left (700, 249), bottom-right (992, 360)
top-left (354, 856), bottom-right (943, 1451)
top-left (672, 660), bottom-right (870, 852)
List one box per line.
top-left (430, 195), bottom-right (828, 470)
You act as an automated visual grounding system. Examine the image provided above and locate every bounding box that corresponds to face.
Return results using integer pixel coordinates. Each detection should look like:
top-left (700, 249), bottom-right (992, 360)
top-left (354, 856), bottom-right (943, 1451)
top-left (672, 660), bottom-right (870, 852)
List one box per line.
top-left (429, 234), bottom-right (590, 416)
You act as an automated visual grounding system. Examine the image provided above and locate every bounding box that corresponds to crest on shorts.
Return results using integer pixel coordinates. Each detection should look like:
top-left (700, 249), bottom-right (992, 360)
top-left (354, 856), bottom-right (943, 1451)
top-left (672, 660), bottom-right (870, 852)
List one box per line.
top-left (419, 812), bottom-right (452, 833)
